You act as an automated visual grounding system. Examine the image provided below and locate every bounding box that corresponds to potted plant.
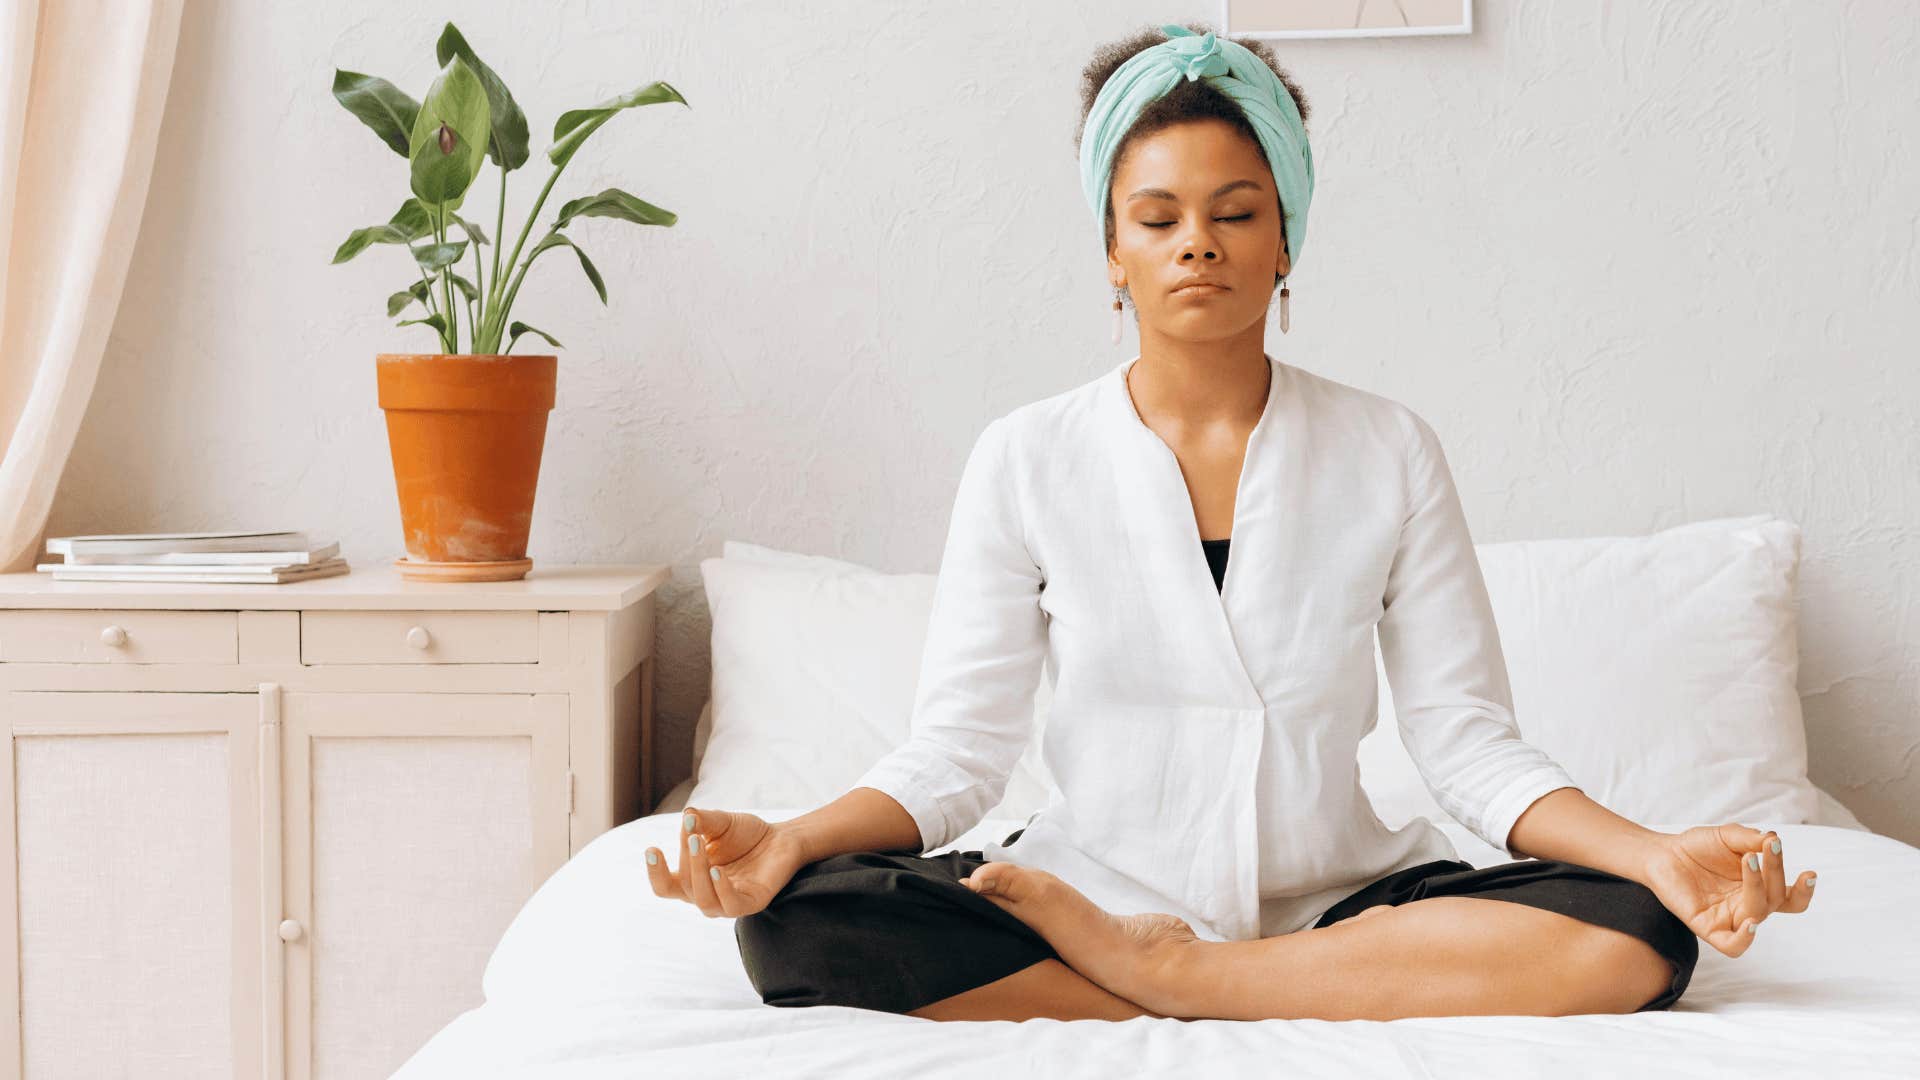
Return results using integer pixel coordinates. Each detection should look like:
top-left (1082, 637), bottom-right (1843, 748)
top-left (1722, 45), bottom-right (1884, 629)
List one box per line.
top-left (331, 22), bottom-right (686, 581)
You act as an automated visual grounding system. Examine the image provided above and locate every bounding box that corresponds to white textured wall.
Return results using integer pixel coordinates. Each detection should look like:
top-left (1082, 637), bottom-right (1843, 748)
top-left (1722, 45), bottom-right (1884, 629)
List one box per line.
top-left (54, 2), bottom-right (1920, 843)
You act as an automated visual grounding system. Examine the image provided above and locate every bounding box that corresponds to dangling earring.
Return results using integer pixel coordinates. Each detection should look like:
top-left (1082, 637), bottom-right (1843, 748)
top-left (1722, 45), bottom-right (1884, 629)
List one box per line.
top-left (1277, 275), bottom-right (1292, 334)
top-left (1110, 287), bottom-right (1125, 345)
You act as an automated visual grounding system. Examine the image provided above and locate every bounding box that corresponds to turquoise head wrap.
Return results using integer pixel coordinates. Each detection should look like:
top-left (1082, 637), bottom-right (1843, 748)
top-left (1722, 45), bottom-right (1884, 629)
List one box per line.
top-left (1079, 24), bottom-right (1315, 272)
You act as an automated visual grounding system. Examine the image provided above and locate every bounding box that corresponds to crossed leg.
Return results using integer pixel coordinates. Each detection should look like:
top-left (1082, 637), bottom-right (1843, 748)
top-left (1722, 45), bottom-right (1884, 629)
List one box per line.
top-left (906, 958), bottom-right (1162, 1021)
top-left (913, 863), bottom-right (1672, 1023)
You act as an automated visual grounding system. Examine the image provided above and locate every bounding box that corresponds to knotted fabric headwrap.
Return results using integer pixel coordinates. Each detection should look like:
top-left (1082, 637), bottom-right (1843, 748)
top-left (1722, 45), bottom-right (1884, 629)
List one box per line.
top-left (1080, 24), bottom-right (1315, 271)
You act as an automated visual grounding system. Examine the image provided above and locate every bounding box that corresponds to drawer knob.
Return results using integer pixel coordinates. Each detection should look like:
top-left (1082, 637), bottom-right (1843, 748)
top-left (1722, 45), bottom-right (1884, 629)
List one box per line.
top-left (99, 625), bottom-right (128, 647)
top-left (405, 625), bottom-right (432, 650)
top-left (278, 919), bottom-right (304, 942)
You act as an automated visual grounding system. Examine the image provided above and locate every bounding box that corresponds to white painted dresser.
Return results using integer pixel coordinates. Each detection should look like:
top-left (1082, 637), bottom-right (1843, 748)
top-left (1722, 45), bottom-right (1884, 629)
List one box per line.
top-left (0, 562), bottom-right (668, 1079)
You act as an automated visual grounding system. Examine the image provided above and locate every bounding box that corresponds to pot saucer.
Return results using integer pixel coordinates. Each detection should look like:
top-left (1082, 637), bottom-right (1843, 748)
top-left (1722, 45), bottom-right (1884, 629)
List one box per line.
top-left (393, 556), bottom-right (533, 582)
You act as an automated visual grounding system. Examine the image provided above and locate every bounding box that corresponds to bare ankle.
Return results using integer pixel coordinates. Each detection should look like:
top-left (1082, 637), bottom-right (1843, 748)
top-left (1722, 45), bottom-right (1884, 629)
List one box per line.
top-left (1126, 932), bottom-right (1207, 1018)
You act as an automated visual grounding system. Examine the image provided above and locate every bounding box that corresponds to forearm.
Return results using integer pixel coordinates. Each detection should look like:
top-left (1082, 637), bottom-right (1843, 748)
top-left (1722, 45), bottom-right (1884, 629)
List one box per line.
top-left (776, 786), bottom-right (922, 864)
top-left (1506, 785), bottom-right (1667, 883)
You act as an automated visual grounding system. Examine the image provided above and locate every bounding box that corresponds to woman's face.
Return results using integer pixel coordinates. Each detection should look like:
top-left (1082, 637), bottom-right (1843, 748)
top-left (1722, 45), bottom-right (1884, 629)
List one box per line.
top-left (1107, 118), bottom-right (1290, 338)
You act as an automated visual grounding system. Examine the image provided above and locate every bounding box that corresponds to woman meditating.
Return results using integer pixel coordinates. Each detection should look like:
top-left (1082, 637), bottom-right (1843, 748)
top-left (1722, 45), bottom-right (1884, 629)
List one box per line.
top-left (645, 22), bottom-right (1818, 1022)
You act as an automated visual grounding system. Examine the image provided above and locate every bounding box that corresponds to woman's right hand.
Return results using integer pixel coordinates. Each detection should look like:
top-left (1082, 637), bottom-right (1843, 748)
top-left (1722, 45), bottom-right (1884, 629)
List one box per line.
top-left (644, 807), bottom-right (805, 918)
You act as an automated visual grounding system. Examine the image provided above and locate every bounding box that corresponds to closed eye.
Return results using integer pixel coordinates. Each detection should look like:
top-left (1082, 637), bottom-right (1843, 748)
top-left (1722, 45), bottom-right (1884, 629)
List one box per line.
top-left (1141, 214), bottom-right (1254, 229)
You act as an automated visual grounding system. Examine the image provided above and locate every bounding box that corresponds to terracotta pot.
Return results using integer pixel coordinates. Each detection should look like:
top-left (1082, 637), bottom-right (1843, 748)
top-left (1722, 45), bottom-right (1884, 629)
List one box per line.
top-left (375, 353), bottom-right (557, 582)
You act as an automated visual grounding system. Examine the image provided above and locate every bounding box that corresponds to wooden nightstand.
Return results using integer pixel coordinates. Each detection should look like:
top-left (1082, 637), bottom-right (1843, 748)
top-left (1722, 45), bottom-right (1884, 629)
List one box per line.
top-left (0, 562), bottom-right (667, 1080)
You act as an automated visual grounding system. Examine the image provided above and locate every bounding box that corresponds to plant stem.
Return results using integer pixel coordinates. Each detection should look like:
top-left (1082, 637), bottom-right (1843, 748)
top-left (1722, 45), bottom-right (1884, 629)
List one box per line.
top-left (497, 227), bottom-right (555, 326)
top-left (414, 264), bottom-right (441, 317)
top-left (491, 164), bottom-right (508, 322)
top-left (493, 157), bottom-right (574, 336)
top-left (436, 207), bottom-right (459, 352)
top-left (469, 235), bottom-right (485, 344)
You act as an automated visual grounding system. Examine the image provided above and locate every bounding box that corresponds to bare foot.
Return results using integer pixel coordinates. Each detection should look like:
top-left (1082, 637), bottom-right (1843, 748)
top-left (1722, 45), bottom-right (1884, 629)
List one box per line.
top-left (962, 861), bottom-right (1199, 1013)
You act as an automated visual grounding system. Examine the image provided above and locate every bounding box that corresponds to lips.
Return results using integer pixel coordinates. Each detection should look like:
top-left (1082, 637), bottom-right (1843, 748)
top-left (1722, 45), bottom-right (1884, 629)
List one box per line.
top-left (1173, 278), bottom-right (1230, 293)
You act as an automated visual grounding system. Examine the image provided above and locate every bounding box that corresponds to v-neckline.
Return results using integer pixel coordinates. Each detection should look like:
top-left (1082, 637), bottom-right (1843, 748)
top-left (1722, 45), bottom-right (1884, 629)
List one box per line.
top-left (1109, 352), bottom-right (1282, 708)
top-left (1115, 353), bottom-right (1277, 600)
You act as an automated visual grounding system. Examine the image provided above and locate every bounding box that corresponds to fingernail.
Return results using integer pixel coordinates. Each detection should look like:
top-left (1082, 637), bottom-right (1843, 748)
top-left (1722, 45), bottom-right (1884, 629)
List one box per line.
top-left (684, 813), bottom-right (696, 831)
top-left (1745, 920), bottom-right (1757, 934)
top-left (1807, 875), bottom-right (1817, 888)
top-left (688, 834), bottom-right (702, 855)
top-left (709, 867), bottom-right (721, 882)
top-left (645, 849), bottom-right (658, 866)
top-left (1769, 838), bottom-right (1781, 855)
top-left (1747, 853), bottom-right (1761, 871)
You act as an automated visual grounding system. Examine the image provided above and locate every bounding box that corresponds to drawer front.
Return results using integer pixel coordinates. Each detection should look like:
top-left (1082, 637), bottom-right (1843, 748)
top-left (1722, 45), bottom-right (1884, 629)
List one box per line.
top-left (300, 610), bottom-right (539, 664)
top-left (0, 609), bottom-right (239, 664)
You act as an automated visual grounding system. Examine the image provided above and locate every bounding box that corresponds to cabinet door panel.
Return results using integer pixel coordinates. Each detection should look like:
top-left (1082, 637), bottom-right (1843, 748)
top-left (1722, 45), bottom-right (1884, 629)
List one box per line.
top-left (279, 693), bottom-right (566, 1080)
top-left (2, 692), bottom-right (261, 1080)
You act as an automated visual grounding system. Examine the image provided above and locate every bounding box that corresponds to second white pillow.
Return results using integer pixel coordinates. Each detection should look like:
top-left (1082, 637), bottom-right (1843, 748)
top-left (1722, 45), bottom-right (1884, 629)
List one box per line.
top-left (687, 542), bottom-right (1055, 825)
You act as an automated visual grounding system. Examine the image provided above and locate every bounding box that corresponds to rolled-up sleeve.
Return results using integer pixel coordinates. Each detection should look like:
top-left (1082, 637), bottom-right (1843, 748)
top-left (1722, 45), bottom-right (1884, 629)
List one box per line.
top-left (1378, 410), bottom-right (1579, 857)
top-left (849, 417), bottom-right (1049, 853)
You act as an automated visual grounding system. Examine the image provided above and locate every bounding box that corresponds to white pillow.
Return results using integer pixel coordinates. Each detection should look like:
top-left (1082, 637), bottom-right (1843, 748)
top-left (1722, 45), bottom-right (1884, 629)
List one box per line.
top-left (686, 542), bottom-right (1055, 822)
top-left (681, 541), bottom-right (877, 769)
top-left (1358, 513), bottom-right (1826, 829)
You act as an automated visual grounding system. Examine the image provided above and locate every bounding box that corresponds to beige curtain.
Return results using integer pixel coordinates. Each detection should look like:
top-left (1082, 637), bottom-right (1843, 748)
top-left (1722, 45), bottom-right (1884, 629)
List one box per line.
top-left (0, 0), bottom-right (183, 572)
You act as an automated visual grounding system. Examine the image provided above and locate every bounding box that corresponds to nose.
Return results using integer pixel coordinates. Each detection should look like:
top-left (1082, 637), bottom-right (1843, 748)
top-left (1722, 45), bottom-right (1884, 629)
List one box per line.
top-left (1178, 217), bottom-right (1221, 263)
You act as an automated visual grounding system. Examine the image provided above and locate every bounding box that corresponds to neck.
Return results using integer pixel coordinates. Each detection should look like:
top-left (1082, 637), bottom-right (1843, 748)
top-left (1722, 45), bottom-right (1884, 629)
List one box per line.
top-left (1129, 322), bottom-right (1271, 426)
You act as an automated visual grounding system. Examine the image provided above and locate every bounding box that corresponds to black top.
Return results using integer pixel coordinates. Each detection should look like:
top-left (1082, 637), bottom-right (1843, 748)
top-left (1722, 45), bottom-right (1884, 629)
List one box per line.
top-left (1200, 536), bottom-right (1230, 592)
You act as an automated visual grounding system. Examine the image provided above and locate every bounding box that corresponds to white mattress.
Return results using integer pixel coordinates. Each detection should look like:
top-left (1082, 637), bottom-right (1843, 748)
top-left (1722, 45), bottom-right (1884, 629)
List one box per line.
top-left (395, 812), bottom-right (1920, 1079)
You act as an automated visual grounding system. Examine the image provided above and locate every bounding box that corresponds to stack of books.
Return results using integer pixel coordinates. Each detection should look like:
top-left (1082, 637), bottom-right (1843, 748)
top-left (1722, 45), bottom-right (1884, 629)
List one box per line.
top-left (37, 530), bottom-right (350, 584)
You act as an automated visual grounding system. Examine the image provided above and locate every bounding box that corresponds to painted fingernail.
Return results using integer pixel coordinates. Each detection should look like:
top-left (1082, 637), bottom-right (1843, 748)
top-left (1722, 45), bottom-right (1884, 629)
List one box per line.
top-left (710, 867), bottom-right (721, 882)
top-left (1747, 853), bottom-right (1761, 871)
top-left (684, 813), bottom-right (697, 831)
top-left (1806, 875), bottom-right (1816, 889)
top-left (688, 834), bottom-right (702, 855)
top-left (646, 849), bottom-right (658, 866)
top-left (1769, 838), bottom-right (1781, 855)
top-left (1745, 920), bottom-right (1757, 934)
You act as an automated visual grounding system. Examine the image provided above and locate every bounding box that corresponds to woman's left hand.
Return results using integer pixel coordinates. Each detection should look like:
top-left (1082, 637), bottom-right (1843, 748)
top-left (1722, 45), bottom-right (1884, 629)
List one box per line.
top-left (1639, 822), bottom-right (1816, 957)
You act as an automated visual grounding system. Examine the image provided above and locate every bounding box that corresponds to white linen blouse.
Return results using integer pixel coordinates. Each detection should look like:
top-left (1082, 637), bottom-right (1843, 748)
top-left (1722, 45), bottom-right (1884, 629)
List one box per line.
top-left (850, 352), bottom-right (1580, 942)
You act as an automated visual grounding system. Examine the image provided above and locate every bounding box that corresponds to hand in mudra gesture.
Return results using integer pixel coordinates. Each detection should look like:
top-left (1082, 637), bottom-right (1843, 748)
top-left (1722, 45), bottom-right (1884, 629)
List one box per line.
top-left (1640, 822), bottom-right (1816, 957)
top-left (644, 807), bottom-right (804, 919)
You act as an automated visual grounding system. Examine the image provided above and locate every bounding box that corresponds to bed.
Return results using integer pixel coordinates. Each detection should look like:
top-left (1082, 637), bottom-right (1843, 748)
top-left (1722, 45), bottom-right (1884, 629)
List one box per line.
top-left (392, 809), bottom-right (1920, 1078)
top-left (394, 518), bottom-right (1920, 1077)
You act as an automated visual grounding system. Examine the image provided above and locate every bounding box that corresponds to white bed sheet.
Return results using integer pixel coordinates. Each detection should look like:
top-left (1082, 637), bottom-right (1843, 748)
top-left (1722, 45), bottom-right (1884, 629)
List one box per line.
top-left (395, 812), bottom-right (1920, 1079)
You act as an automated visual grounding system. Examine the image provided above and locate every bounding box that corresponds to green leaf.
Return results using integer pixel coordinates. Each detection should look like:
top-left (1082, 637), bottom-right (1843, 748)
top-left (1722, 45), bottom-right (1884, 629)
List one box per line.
top-left (434, 23), bottom-right (530, 171)
top-left (450, 213), bottom-right (489, 246)
top-left (386, 273), bottom-right (475, 316)
top-left (529, 232), bottom-right (607, 304)
top-left (398, 313), bottom-right (448, 334)
top-left (507, 321), bottom-right (563, 352)
top-left (554, 187), bottom-right (677, 229)
top-left (411, 240), bottom-right (468, 273)
top-left (547, 80), bottom-right (688, 168)
top-left (332, 70), bottom-right (420, 157)
top-left (332, 199), bottom-right (436, 264)
top-left (408, 55), bottom-right (492, 210)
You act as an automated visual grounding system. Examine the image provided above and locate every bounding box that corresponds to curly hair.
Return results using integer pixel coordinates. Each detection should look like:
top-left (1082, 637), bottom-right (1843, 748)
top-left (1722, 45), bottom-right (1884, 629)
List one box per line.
top-left (1077, 22), bottom-right (1311, 295)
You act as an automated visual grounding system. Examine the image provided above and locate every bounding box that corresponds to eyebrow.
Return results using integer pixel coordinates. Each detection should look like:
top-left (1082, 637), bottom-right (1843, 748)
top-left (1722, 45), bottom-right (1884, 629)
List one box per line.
top-left (1126, 179), bottom-right (1263, 203)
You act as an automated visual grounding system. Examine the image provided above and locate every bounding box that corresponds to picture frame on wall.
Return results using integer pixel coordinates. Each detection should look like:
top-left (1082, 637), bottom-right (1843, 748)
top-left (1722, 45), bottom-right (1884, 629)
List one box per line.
top-left (1221, 0), bottom-right (1474, 39)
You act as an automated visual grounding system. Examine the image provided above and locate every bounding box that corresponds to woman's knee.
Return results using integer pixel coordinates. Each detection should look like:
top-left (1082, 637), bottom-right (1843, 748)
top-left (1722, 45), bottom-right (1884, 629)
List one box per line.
top-left (731, 854), bottom-right (927, 1011)
top-left (1564, 923), bottom-right (1677, 1014)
